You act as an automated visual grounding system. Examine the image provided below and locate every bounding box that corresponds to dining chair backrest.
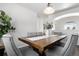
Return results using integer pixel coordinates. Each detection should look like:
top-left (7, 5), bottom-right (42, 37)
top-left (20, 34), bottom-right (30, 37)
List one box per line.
top-left (2, 34), bottom-right (22, 56)
top-left (61, 34), bottom-right (78, 56)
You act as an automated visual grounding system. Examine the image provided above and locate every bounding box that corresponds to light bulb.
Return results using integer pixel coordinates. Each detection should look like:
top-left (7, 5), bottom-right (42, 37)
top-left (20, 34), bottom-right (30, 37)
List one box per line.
top-left (44, 6), bottom-right (55, 15)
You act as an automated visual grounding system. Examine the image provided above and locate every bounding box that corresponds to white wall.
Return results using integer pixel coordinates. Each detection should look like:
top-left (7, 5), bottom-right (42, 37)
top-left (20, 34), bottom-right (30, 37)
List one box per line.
top-left (54, 16), bottom-right (79, 45)
top-left (41, 6), bottom-right (79, 32)
top-left (39, 6), bottom-right (79, 32)
top-left (55, 16), bottom-right (79, 34)
top-left (0, 3), bottom-right (42, 48)
top-left (40, 6), bottom-right (79, 45)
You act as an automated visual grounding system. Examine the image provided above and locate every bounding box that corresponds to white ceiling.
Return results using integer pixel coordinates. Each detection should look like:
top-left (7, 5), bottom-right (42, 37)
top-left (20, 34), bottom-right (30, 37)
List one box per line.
top-left (18, 3), bottom-right (79, 16)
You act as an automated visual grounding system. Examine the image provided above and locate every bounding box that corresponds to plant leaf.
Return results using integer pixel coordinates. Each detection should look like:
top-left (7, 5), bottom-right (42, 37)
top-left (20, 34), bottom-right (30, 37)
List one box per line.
top-left (1, 10), bottom-right (5, 16)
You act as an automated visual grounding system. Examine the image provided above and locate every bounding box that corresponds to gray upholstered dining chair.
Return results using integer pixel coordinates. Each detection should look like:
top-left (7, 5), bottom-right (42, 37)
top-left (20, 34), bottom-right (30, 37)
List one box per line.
top-left (46, 34), bottom-right (78, 56)
top-left (2, 34), bottom-right (38, 56)
top-left (61, 34), bottom-right (78, 56)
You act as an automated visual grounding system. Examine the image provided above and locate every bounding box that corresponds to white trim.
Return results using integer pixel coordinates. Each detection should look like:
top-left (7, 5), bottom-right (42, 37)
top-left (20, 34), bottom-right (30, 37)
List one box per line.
top-left (54, 13), bottom-right (79, 21)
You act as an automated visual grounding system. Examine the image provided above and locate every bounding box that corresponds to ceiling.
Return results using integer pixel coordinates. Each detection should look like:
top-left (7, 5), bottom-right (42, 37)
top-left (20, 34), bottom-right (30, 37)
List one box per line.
top-left (18, 3), bottom-right (79, 16)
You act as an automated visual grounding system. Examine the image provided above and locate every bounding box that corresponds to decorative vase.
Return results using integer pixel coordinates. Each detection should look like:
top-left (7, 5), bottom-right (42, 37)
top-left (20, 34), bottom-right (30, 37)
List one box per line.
top-left (45, 30), bottom-right (49, 36)
top-left (45, 29), bottom-right (52, 36)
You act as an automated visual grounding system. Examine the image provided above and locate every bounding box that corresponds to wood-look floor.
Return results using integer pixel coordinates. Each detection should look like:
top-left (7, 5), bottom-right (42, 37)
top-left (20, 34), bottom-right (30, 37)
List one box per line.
top-left (20, 46), bottom-right (79, 56)
top-left (3, 46), bottom-right (79, 56)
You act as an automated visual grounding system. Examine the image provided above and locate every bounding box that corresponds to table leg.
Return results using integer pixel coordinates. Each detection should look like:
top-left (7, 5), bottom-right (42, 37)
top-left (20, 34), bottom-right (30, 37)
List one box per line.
top-left (32, 47), bottom-right (46, 56)
top-left (39, 51), bottom-right (46, 56)
top-left (35, 51), bottom-right (46, 56)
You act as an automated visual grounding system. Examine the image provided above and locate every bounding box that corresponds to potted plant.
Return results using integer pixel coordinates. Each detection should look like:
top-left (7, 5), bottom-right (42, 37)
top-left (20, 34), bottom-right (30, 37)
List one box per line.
top-left (0, 10), bottom-right (15, 40)
top-left (43, 22), bottom-right (53, 35)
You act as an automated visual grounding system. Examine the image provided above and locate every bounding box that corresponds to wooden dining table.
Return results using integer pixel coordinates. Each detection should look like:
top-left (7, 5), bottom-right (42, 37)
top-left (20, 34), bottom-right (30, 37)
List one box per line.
top-left (19, 35), bottom-right (67, 56)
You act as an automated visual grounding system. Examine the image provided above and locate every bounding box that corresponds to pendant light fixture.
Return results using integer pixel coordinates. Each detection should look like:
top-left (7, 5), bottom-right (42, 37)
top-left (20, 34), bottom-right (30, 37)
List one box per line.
top-left (43, 3), bottom-right (55, 15)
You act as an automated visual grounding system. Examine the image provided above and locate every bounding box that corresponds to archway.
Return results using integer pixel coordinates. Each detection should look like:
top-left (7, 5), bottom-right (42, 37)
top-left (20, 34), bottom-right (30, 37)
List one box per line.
top-left (54, 13), bottom-right (79, 34)
top-left (54, 13), bottom-right (79, 21)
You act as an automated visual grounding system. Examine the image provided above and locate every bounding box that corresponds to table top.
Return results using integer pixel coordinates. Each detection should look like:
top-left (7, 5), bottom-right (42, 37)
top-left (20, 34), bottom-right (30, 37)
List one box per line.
top-left (27, 35), bottom-right (58, 41)
top-left (19, 35), bottom-right (67, 50)
top-left (33, 35), bottom-right (66, 48)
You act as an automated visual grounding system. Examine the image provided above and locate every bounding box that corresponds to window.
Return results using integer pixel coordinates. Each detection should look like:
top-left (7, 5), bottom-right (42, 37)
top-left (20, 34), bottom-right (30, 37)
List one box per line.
top-left (64, 21), bottom-right (77, 30)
